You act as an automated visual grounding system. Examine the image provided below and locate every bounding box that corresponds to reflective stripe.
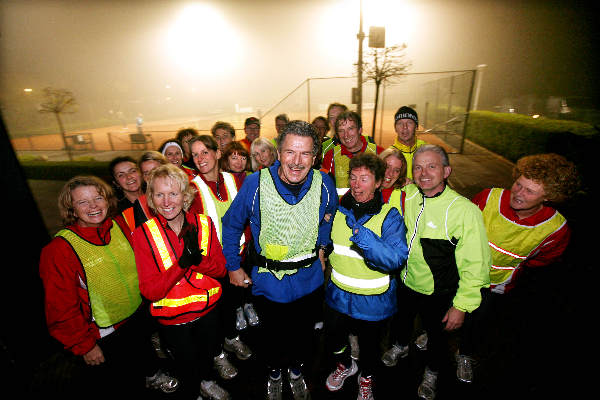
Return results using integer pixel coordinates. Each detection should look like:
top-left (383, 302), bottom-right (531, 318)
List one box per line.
top-left (198, 214), bottom-right (210, 254)
top-left (331, 268), bottom-right (390, 289)
top-left (491, 264), bottom-right (515, 270)
top-left (146, 219), bottom-right (175, 269)
top-left (333, 243), bottom-right (362, 260)
top-left (281, 251), bottom-right (316, 263)
top-left (337, 188), bottom-right (349, 197)
top-left (153, 287), bottom-right (221, 307)
top-left (489, 241), bottom-right (526, 260)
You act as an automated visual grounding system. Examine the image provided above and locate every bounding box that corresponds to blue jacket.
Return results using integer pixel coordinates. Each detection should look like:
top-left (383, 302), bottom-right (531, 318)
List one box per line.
top-left (325, 194), bottom-right (408, 321)
top-left (222, 161), bottom-right (338, 303)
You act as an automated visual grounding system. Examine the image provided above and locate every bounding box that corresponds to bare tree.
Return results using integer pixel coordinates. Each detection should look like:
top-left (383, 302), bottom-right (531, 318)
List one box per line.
top-left (38, 87), bottom-right (77, 160)
top-left (361, 44), bottom-right (411, 140)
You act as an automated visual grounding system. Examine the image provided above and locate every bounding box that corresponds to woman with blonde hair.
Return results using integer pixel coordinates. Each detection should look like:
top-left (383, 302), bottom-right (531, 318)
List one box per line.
top-left (250, 137), bottom-right (277, 171)
top-left (133, 164), bottom-right (230, 400)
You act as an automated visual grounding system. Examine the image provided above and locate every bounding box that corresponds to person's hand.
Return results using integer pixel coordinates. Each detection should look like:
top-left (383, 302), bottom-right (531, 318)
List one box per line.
top-left (229, 268), bottom-right (252, 288)
top-left (179, 226), bottom-right (203, 268)
top-left (83, 344), bottom-right (105, 366)
top-left (442, 306), bottom-right (465, 331)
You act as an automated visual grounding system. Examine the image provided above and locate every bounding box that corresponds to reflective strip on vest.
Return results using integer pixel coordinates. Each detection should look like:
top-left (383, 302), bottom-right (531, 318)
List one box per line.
top-left (482, 188), bottom-right (566, 293)
top-left (142, 215), bottom-right (219, 317)
top-left (331, 268), bottom-right (390, 290)
top-left (329, 205), bottom-right (392, 295)
top-left (192, 173), bottom-right (245, 247)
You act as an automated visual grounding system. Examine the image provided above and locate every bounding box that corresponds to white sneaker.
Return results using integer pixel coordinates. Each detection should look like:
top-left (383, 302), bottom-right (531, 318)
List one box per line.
top-left (235, 306), bottom-right (247, 331)
top-left (224, 335), bottom-right (252, 360)
top-left (381, 343), bottom-right (409, 367)
top-left (417, 367), bottom-right (438, 400)
top-left (213, 351), bottom-right (238, 380)
top-left (326, 359), bottom-right (358, 391)
top-left (200, 380), bottom-right (230, 400)
top-left (357, 373), bottom-right (374, 400)
top-left (243, 303), bottom-right (259, 327)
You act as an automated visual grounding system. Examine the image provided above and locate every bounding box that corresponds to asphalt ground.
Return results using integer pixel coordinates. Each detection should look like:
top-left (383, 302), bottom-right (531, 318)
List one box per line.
top-left (21, 133), bottom-right (593, 399)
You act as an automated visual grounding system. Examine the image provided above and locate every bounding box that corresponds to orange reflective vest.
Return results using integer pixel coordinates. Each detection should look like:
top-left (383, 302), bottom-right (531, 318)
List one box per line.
top-left (141, 214), bottom-right (222, 322)
top-left (122, 195), bottom-right (153, 232)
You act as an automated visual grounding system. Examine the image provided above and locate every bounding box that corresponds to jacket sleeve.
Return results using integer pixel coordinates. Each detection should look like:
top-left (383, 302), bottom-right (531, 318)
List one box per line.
top-left (452, 201), bottom-right (492, 313)
top-left (523, 223), bottom-right (571, 268)
top-left (39, 238), bottom-right (99, 356)
top-left (349, 207), bottom-right (408, 272)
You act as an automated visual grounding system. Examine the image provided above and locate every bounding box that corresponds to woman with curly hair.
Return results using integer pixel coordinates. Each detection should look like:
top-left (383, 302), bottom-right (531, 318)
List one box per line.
top-left (454, 153), bottom-right (580, 384)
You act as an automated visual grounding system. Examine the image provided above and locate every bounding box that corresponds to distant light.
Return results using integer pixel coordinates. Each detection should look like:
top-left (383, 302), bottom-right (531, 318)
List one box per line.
top-left (23, 88), bottom-right (33, 92)
top-left (508, 108), bottom-right (515, 113)
top-left (165, 84), bottom-right (171, 89)
top-left (532, 114), bottom-right (540, 119)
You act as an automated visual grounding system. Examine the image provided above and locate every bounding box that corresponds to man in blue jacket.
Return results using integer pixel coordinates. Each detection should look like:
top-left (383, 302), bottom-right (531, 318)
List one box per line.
top-left (222, 120), bottom-right (338, 400)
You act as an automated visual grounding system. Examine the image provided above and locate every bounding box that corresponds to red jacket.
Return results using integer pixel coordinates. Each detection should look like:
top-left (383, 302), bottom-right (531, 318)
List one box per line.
top-left (133, 211), bottom-right (227, 325)
top-left (39, 217), bottom-right (133, 356)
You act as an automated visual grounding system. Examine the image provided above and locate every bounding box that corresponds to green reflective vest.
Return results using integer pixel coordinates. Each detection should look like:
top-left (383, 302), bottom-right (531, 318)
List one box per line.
top-left (329, 204), bottom-right (394, 295)
top-left (482, 188), bottom-right (566, 293)
top-left (56, 222), bottom-right (141, 328)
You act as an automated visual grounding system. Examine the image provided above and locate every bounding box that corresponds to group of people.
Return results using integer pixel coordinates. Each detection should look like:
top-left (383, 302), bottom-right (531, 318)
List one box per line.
top-left (39, 102), bottom-right (580, 400)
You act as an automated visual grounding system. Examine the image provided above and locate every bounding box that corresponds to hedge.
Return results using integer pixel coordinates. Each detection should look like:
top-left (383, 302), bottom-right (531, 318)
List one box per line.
top-left (21, 161), bottom-right (111, 182)
top-left (465, 111), bottom-right (598, 192)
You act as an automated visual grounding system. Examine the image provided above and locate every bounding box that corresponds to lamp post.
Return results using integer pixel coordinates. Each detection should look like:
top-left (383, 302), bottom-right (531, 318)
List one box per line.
top-left (356, 0), bottom-right (365, 118)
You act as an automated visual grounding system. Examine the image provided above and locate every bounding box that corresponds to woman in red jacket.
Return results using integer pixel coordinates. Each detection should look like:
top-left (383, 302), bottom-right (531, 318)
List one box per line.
top-left (133, 164), bottom-right (230, 400)
top-left (39, 175), bottom-right (177, 396)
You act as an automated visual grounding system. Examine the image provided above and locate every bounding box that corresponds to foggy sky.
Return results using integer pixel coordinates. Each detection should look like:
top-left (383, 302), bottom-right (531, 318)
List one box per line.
top-left (1, 0), bottom-right (598, 128)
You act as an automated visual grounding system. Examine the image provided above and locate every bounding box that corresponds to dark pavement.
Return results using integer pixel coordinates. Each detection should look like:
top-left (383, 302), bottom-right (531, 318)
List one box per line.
top-left (18, 134), bottom-right (594, 399)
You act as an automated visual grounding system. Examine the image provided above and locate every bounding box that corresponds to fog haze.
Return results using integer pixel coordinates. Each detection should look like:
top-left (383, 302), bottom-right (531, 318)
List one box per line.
top-left (1, 0), bottom-right (598, 133)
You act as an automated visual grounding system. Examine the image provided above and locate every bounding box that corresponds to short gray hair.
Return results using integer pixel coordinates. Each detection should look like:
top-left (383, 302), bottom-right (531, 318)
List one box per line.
top-left (277, 120), bottom-right (320, 156)
top-left (413, 144), bottom-right (450, 167)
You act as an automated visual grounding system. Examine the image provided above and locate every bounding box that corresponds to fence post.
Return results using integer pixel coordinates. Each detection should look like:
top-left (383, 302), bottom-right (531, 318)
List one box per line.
top-left (107, 132), bottom-right (115, 151)
top-left (459, 69), bottom-right (477, 154)
top-left (307, 78), bottom-right (311, 123)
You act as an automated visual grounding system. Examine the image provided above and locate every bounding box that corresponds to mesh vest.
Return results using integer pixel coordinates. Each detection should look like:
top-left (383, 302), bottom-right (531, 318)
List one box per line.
top-left (482, 188), bottom-right (566, 293)
top-left (329, 204), bottom-right (393, 295)
top-left (333, 142), bottom-right (378, 190)
top-left (56, 222), bottom-right (141, 328)
top-left (141, 214), bottom-right (222, 321)
top-left (258, 169), bottom-right (321, 280)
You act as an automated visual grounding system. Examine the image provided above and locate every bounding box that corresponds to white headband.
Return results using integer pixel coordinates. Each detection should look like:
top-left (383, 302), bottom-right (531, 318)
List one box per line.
top-left (161, 141), bottom-right (183, 155)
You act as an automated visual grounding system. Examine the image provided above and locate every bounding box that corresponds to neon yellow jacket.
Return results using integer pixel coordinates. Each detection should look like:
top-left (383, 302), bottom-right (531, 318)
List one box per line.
top-left (401, 184), bottom-right (491, 312)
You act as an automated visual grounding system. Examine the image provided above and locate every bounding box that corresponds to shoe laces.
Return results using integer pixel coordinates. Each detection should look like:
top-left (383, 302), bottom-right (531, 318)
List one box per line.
top-left (358, 376), bottom-right (373, 399)
top-left (332, 362), bottom-right (350, 380)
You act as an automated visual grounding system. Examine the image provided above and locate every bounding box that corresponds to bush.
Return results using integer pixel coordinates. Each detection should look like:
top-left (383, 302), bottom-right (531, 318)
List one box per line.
top-left (465, 111), bottom-right (599, 193)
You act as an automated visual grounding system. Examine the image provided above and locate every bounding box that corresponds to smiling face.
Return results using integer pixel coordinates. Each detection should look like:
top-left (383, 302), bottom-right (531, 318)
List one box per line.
top-left (164, 144), bottom-right (183, 167)
top-left (350, 166), bottom-right (381, 203)
top-left (382, 155), bottom-right (405, 189)
top-left (277, 134), bottom-right (315, 184)
top-left (413, 150), bottom-right (451, 197)
top-left (244, 123), bottom-right (260, 142)
top-left (191, 140), bottom-right (220, 179)
top-left (213, 128), bottom-right (234, 151)
top-left (337, 119), bottom-right (362, 153)
top-left (72, 185), bottom-right (108, 228)
top-left (151, 176), bottom-right (184, 221)
top-left (509, 175), bottom-right (546, 218)
top-left (228, 152), bottom-right (247, 173)
top-left (253, 146), bottom-right (275, 168)
top-left (113, 161), bottom-right (142, 195)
